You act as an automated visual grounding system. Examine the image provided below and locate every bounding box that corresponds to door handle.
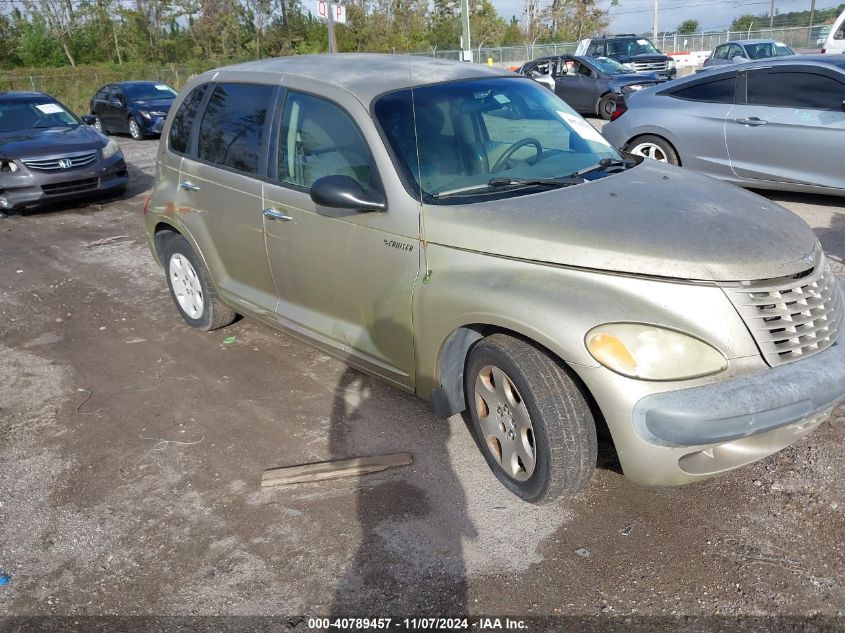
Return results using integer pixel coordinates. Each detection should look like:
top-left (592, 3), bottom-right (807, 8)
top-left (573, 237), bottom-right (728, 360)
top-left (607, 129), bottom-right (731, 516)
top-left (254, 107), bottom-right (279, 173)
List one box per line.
top-left (180, 180), bottom-right (200, 191)
top-left (736, 117), bottom-right (767, 126)
top-left (263, 208), bottom-right (293, 221)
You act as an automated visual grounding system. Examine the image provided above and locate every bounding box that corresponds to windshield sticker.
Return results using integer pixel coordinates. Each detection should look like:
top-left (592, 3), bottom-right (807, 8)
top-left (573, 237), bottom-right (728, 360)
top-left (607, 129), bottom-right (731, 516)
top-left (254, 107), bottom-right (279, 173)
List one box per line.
top-left (35, 103), bottom-right (65, 115)
top-left (637, 39), bottom-right (649, 45)
top-left (557, 111), bottom-right (612, 147)
top-left (155, 84), bottom-right (170, 91)
top-left (493, 93), bottom-right (511, 104)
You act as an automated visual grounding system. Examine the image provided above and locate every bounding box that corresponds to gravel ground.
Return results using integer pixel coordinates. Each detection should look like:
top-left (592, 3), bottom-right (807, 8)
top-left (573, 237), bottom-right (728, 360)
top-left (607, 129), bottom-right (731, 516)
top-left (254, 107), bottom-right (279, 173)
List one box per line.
top-left (0, 129), bottom-right (844, 631)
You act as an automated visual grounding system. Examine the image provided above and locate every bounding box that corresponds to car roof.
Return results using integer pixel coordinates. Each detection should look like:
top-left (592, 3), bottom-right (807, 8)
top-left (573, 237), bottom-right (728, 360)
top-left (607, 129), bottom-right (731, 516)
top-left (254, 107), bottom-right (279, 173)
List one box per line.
top-left (112, 80), bottom-right (172, 86)
top-left (690, 54), bottom-right (845, 80)
top-left (723, 39), bottom-right (778, 45)
top-left (203, 53), bottom-right (512, 106)
top-left (0, 91), bottom-right (54, 101)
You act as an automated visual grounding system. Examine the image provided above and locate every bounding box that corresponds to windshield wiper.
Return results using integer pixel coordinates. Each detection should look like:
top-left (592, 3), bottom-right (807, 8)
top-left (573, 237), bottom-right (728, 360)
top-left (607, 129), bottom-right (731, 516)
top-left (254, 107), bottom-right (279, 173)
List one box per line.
top-left (571, 157), bottom-right (636, 178)
top-left (433, 175), bottom-right (583, 198)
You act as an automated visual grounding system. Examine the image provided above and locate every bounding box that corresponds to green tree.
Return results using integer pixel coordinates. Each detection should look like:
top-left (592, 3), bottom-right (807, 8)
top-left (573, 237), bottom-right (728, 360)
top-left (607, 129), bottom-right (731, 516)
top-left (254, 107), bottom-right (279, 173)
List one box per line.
top-left (730, 14), bottom-right (755, 32)
top-left (677, 19), bottom-right (699, 34)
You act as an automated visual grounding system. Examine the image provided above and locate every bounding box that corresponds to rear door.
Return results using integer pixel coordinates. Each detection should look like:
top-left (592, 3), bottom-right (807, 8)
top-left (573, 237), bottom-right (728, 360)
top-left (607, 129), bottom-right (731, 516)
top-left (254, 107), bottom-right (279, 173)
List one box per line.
top-left (177, 81), bottom-right (281, 317)
top-left (726, 66), bottom-right (845, 189)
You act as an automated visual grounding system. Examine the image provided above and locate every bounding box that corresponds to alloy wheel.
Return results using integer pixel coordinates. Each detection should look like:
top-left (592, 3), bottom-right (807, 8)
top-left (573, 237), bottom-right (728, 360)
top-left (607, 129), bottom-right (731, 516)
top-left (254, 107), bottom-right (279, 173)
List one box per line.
top-left (628, 142), bottom-right (668, 162)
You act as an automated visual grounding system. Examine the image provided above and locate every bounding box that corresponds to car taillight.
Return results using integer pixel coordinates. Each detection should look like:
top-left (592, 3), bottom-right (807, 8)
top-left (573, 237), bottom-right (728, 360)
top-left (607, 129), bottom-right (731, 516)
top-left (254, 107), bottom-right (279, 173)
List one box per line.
top-left (820, 48), bottom-right (826, 53)
top-left (143, 196), bottom-right (151, 215)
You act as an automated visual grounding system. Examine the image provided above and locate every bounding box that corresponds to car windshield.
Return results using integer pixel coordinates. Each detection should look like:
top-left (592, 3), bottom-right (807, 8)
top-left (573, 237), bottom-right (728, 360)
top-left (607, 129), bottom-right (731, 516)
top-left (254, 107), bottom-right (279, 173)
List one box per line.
top-left (0, 97), bottom-right (79, 132)
top-left (588, 56), bottom-right (632, 74)
top-left (124, 83), bottom-right (178, 101)
top-left (608, 38), bottom-right (660, 55)
top-left (746, 42), bottom-right (794, 59)
top-left (374, 77), bottom-right (621, 203)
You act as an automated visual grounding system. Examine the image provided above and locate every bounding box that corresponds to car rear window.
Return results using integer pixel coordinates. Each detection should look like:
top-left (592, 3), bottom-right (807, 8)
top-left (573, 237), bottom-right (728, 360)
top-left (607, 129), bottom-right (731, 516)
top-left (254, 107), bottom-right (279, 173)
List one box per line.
top-left (197, 83), bottom-right (274, 175)
top-left (670, 76), bottom-right (736, 103)
top-left (169, 84), bottom-right (208, 155)
top-left (746, 70), bottom-right (845, 110)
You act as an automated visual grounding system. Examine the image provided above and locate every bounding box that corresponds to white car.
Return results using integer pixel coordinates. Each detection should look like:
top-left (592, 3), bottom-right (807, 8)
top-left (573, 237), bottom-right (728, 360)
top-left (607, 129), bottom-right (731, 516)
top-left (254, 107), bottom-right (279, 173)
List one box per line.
top-left (822, 10), bottom-right (845, 55)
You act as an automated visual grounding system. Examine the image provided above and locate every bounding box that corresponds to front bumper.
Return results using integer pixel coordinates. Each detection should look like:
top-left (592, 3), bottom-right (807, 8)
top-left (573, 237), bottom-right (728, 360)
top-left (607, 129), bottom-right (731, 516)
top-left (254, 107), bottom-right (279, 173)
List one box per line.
top-left (0, 155), bottom-right (128, 211)
top-left (139, 115), bottom-right (166, 135)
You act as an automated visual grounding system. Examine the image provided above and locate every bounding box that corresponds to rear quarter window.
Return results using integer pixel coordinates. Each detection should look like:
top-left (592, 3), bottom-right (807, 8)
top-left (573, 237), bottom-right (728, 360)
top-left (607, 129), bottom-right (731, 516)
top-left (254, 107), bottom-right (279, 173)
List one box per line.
top-left (169, 83), bottom-right (209, 155)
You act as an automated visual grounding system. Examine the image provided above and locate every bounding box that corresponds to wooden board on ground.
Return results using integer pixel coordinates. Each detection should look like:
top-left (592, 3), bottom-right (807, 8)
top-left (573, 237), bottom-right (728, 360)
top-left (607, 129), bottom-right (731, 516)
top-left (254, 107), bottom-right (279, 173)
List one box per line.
top-left (261, 452), bottom-right (413, 487)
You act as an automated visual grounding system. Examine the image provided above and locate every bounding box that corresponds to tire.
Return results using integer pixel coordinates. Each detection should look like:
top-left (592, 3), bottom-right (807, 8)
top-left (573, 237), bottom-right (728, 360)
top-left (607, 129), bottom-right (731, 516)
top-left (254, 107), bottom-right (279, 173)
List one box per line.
top-left (598, 94), bottom-right (616, 120)
top-left (161, 234), bottom-right (237, 331)
top-left (128, 117), bottom-right (144, 141)
top-left (626, 134), bottom-right (680, 165)
top-left (93, 116), bottom-right (108, 134)
top-left (464, 334), bottom-right (597, 503)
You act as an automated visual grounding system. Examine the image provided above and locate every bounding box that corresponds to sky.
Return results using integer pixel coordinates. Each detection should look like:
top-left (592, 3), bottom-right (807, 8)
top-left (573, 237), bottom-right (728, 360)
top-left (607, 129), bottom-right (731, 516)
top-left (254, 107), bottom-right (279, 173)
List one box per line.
top-left (491, 0), bottom-right (843, 34)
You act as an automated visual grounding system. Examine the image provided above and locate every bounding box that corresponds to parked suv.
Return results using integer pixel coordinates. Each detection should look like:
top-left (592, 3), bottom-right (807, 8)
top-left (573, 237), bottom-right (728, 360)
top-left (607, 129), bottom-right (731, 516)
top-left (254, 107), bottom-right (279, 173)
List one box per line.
top-left (576, 35), bottom-right (677, 79)
top-left (145, 55), bottom-right (844, 503)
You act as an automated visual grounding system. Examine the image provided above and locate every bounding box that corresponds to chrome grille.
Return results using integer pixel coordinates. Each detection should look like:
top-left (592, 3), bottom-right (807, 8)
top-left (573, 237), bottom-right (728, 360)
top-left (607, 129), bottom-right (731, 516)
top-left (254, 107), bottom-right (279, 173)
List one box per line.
top-left (22, 152), bottom-right (98, 172)
top-left (631, 61), bottom-right (669, 72)
top-left (723, 257), bottom-right (843, 366)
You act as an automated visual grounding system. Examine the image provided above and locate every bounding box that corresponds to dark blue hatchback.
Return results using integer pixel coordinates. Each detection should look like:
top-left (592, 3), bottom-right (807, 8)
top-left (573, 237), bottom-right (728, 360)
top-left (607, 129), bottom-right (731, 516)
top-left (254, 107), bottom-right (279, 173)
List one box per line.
top-left (89, 81), bottom-right (178, 140)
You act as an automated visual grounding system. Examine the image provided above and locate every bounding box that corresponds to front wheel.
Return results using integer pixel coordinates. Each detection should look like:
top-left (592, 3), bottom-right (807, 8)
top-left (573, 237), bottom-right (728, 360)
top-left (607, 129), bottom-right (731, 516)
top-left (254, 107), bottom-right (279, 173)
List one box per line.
top-left (161, 234), bottom-right (237, 331)
top-left (465, 334), bottom-right (597, 504)
top-left (128, 117), bottom-right (144, 141)
top-left (626, 134), bottom-right (680, 165)
top-left (598, 94), bottom-right (616, 120)
top-left (93, 116), bottom-right (107, 134)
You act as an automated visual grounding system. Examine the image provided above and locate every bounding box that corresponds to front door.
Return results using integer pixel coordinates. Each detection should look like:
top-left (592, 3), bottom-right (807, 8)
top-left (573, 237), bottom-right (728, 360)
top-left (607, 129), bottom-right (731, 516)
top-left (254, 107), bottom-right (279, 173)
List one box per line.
top-left (555, 61), bottom-right (595, 112)
top-left (726, 67), bottom-right (845, 189)
top-left (262, 90), bottom-right (419, 387)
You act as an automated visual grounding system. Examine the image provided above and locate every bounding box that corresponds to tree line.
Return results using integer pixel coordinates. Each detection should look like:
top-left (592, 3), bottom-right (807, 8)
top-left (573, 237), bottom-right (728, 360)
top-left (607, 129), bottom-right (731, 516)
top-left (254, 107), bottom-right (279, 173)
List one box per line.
top-left (0, 0), bottom-right (613, 69)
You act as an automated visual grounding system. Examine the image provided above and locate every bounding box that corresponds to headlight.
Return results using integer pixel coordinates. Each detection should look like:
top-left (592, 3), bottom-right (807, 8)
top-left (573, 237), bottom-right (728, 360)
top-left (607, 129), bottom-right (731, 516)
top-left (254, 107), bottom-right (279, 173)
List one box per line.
top-left (139, 110), bottom-right (151, 119)
top-left (102, 138), bottom-right (121, 160)
top-left (150, 111), bottom-right (167, 117)
top-left (585, 323), bottom-right (727, 381)
top-left (667, 59), bottom-right (677, 69)
top-left (0, 159), bottom-right (19, 173)
top-left (622, 84), bottom-right (646, 94)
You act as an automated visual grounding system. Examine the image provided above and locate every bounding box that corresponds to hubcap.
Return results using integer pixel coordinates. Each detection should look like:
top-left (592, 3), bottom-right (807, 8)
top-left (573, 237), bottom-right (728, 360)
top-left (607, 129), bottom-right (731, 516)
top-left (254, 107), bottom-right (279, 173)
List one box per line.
top-left (474, 365), bottom-right (536, 481)
top-left (169, 253), bottom-right (204, 319)
top-left (629, 142), bottom-right (668, 162)
top-left (94, 118), bottom-right (103, 132)
top-left (130, 119), bottom-right (141, 138)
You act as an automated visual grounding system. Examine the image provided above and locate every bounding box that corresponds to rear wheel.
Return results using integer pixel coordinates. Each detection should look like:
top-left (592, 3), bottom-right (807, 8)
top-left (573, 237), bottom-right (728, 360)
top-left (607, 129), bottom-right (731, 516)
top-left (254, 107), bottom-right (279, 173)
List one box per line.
top-left (161, 234), bottom-right (237, 331)
top-left (464, 334), bottom-right (597, 503)
top-left (598, 94), bottom-right (616, 120)
top-left (93, 116), bottom-right (107, 134)
top-left (128, 117), bottom-right (144, 141)
top-left (626, 134), bottom-right (680, 165)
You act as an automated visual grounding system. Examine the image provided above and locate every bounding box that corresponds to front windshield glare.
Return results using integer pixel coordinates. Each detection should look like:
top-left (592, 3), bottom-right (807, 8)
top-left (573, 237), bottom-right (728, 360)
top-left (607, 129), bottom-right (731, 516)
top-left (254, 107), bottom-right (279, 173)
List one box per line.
top-left (0, 99), bottom-right (78, 132)
top-left (125, 83), bottom-right (178, 100)
top-left (374, 77), bottom-right (620, 203)
top-left (591, 57), bottom-right (632, 74)
top-left (609, 38), bottom-right (659, 55)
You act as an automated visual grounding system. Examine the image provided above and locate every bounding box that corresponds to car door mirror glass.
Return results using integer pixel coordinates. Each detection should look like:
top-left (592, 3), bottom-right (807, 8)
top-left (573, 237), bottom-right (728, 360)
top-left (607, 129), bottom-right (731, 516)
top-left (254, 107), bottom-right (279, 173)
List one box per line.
top-left (81, 115), bottom-right (96, 125)
top-left (310, 175), bottom-right (386, 212)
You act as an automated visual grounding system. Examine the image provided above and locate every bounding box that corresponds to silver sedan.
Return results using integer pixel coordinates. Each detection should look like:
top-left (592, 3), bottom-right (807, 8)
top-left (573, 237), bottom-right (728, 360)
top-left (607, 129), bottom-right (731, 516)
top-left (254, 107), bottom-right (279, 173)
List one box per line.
top-left (602, 55), bottom-right (845, 197)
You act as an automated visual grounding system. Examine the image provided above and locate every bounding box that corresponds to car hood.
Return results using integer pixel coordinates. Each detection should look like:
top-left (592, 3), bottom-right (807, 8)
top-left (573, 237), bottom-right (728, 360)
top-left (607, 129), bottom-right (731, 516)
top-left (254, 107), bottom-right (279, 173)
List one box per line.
top-left (615, 53), bottom-right (671, 63)
top-left (609, 72), bottom-right (662, 85)
top-left (0, 125), bottom-right (105, 159)
top-left (132, 98), bottom-right (174, 110)
top-left (422, 160), bottom-right (818, 282)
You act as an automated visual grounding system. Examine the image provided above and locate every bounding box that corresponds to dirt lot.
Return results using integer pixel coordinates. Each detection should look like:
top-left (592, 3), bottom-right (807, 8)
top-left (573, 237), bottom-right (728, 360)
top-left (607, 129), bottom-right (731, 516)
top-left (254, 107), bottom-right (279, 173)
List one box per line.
top-left (1, 132), bottom-right (844, 630)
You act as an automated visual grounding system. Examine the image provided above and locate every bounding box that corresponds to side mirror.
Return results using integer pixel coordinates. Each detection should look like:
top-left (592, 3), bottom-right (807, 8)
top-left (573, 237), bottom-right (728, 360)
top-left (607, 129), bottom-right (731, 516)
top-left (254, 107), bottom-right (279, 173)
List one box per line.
top-left (732, 55), bottom-right (749, 63)
top-left (310, 175), bottom-right (386, 212)
top-left (111, 98), bottom-right (124, 107)
top-left (81, 115), bottom-right (96, 125)
top-left (841, 99), bottom-right (845, 114)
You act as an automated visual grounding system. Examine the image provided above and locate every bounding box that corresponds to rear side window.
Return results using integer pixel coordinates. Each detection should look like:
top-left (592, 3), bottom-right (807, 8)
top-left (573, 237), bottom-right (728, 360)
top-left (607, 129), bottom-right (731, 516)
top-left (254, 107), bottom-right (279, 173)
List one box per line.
top-left (169, 84), bottom-right (208, 155)
top-left (198, 83), bottom-right (274, 174)
top-left (670, 76), bottom-right (736, 103)
top-left (746, 70), bottom-right (845, 110)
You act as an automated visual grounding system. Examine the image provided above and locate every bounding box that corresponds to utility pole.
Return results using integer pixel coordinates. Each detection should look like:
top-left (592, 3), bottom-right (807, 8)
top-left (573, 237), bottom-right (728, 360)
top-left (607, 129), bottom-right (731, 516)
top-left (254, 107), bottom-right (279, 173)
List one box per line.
top-left (460, 0), bottom-right (471, 61)
top-left (653, 0), bottom-right (658, 40)
top-left (769, 0), bottom-right (775, 28)
top-left (327, 2), bottom-right (337, 53)
top-left (809, 0), bottom-right (816, 28)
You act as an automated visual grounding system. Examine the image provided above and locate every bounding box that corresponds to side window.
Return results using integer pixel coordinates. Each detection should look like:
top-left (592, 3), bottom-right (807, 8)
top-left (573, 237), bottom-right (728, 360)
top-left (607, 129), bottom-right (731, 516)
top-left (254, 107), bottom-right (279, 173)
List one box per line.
top-left (586, 44), bottom-right (597, 56)
top-left (728, 44), bottom-right (744, 59)
top-left (670, 76), bottom-right (736, 103)
top-left (95, 87), bottom-right (108, 100)
top-left (277, 92), bottom-right (375, 190)
top-left (577, 62), bottom-right (592, 77)
top-left (713, 45), bottom-right (728, 60)
top-left (113, 88), bottom-right (125, 104)
top-left (197, 83), bottom-right (274, 174)
top-left (747, 70), bottom-right (845, 110)
top-left (169, 84), bottom-right (209, 155)
top-left (835, 24), bottom-right (844, 39)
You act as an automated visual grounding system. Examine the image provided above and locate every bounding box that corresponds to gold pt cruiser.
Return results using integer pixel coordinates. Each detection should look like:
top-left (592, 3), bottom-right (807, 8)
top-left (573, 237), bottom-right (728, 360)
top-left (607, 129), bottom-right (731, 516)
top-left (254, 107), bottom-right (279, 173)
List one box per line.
top-left (145, 54), bottom-right (845, 503)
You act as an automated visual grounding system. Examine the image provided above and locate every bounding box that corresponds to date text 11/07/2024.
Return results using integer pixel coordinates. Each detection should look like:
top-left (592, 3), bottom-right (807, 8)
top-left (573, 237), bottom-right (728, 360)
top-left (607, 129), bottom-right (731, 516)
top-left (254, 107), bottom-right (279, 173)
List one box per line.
top-left (306, 617), bottom-right (528, 630)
